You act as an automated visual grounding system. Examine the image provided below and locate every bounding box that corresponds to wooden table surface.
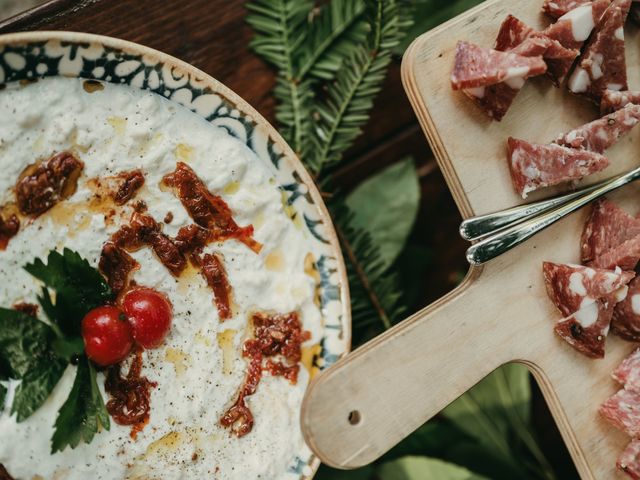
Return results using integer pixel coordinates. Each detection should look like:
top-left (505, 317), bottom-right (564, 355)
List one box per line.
top-left (0, 0), bottom-right (577, 477)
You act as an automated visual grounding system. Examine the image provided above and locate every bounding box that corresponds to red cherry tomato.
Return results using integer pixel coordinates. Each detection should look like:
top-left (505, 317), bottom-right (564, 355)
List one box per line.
top-left (122, 287), bottom-right (173, 349)
top-left (82, 306), bottom-right (134, 367)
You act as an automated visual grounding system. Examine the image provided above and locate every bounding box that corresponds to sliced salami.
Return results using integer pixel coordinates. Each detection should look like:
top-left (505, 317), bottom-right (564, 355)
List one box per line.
top-left (554, 288), bottom-right (626, 358)
top-left (612, 348), bottom-right (640, 389)
top-left (464, 16), bottom-right (577, 120)
top-left (555, 104), bottom-right (640, 153)
top-left (600, 387), bottom-right (640, 436)
top-left (590, 236), bottom-right (640, 270)
top-left (464, 16), bottom-right (535, 121)
top-left (543, 261), bottom-right (634, 316)
top-left (618, 439), bottom-right (640, 480)
top-left (581, 198), bottom-right (640, 263)
top-left (464, 85), bottom-right (519, 121)
top-left (601, 90), bottom-right (640, 113)
top-left (451, 41), bottom-right (547, 90)
top-left (507, 137), bottom-right (609, 198)
top-left (544, 0), bottom-right (613, 83)
top-left (568, 0), bottom-right (631, 102)
top-left (544, 0), bottom-right (609, 18)
top-left (613, 278), bottom-right (640, 341)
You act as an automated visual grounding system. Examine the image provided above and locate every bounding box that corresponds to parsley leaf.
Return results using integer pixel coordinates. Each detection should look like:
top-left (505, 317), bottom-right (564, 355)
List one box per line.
top-left (25, 248), bottom-right (112, 337)
top-left (51, 356), bottom-right (110, 453)
top-left (0, 308), bottom-right (66, 421)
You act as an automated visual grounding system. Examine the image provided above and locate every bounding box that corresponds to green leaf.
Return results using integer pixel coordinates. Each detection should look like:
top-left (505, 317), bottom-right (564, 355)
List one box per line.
top-left (0, 383), bottom-right (6, 408)
top-left (25, 248), bottom-right (112, 337)
top-left (442, 364), bottom-right (530, 458)
top-left (51, 356), bottom-right (109, 453)
top-left (442, 364), bottom-right (555, 480)
top-left (377, 456), bottom-right (490, 480)
top-left (52, 336), bottom-right (85, 362)
top-left (346, 158), bottom-right (420, 269)
top-left (0, 307), bottom-right (67, 421)
top-left (12, 361), bottom-right (67, 422)
top-left (382, 420), bottom-right (473, 462)
top-left (0, 308), bottom-right (59, 380)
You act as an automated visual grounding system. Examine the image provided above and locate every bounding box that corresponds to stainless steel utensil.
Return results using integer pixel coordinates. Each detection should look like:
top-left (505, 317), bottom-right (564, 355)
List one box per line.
top-left (462, 166), bottom-right (640, 266)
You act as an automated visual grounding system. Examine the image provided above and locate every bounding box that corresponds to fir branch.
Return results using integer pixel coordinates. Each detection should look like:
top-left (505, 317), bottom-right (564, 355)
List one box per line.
top-left (296, 0), bottom-right (369, 81)
top-left (246, 0), bottom-right (314, 154)
top-left (329, 198), bottom-right (406, 344)
top-left (308, 0), bottom-right (412, 174)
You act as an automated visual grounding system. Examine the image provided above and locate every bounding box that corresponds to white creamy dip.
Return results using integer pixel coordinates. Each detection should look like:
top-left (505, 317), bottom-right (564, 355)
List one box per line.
top-left (0, 77), bottom-right (323, 479)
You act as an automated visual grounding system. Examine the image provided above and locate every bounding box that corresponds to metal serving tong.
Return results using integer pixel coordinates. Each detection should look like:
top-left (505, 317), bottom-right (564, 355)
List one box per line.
top-left (460, 166), bottom-right (640, 266)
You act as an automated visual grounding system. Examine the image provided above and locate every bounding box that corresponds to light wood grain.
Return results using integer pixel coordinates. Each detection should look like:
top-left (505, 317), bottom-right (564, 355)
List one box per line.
top-left (301, 1), bottom-right (640, 477)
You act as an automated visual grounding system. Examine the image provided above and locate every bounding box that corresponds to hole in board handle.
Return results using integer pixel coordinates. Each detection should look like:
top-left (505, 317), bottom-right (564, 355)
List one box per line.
top-left (348, 410), bottom-right (361, 425)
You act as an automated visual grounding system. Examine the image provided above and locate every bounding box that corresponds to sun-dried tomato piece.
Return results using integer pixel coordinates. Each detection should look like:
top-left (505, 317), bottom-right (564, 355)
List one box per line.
top-left (13, 302), bottom-right (38, 317)
top-left (198, 253), bottom-right (233, 321)
top-left (111, 213), bottom-right (186, 277)
top-left (220, 354), bottom-right (261, 437)
top-left (0, 214), bottom-right (19, 250)
top-left (99, 242), bottom-right (140, 295)
top-left (112, 169), bottom-right (145, 206)
top-left (247, 312), bottom-right (310, 363)
top-left (16, 152), bottom-right (84, 216)
top-left (174, 224), bottom-right (211, 257)
top-left (105, 350), bottom-right (156, 439)
top-left (264, 359), bottom-right (300, 383)
top-left (162, 162), bottom-right (262, 253)
top-left (221, 311), bottom-right (310, 437)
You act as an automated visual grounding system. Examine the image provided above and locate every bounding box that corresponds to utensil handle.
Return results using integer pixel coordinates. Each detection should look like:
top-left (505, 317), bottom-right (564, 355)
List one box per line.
top-left (459, 181), bottom-right (607, 241)
top-left (466, 167), bottom-right (640, 266)
top-left (300, 277), bottom-right (507, 469)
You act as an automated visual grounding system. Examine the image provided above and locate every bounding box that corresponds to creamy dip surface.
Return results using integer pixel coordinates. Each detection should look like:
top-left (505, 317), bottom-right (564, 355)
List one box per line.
top-left (0, 77), bottom-right (323, 479)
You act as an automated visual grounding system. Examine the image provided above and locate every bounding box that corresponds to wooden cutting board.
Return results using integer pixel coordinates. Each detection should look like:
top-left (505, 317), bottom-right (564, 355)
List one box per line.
top-left (300, 2), bottom-right (640, 478)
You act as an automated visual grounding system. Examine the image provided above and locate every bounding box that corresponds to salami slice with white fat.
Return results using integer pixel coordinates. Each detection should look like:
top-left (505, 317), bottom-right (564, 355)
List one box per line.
top-left (601, 89), bottom-right (640, 113)
top-left (451, 41), bottom-right (547, 90)
top-left (464, 16), bottom-right (577, 120)
top-left (543, 262), bottom-right (634, 316)
top-left (464, 16), bottom-right (537, 121)
top-left (507, 138), bottom-right (609, 198)
top-left (495, 15), bottom-right (578, 72)
top-left (555, 288), bottom-right (627, 358)
top-left (618, 439), bottom-right (640, 480)
top-left (544, 0), bottom-right (612, 83)
top-left (612, 278), bottom-right (640, 341)
top-left (581, 198), bottom-right (640, 263)
top-left (568, 0), bottom-right (631, 102)
top-left (543, 0), bottom-right (611, 18)
top-left (555, 104), bottom-right (640, 152)
top-left (591, 236), bottom-right (640, 270)
top-left (600, 388), bottom-right (640, 436)
top-left (612, 348), bottom-right (640, 389)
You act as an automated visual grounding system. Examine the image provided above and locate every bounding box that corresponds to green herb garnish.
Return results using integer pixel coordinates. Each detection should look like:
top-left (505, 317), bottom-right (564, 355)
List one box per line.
top-left (0, 308), bottom-right (66, 422)
top-left (0, 248), bottom-right (113, 453)
top-left (25, 248), bottom-right (112, 338)
top-left (51, 356), bottom-right (110, 453)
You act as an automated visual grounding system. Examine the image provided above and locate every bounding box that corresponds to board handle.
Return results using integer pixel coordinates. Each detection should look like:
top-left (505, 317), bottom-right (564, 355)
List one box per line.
top-left (300, 271), bottom-right (509, 469)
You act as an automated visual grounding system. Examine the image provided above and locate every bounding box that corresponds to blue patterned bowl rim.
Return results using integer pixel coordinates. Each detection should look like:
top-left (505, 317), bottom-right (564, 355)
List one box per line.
top-left (0, 30), bottom-right (352, 480)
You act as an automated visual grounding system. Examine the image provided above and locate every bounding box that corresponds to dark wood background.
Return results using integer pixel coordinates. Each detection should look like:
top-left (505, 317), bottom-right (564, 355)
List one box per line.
top-left (0, 0), bottom-right (577, 477)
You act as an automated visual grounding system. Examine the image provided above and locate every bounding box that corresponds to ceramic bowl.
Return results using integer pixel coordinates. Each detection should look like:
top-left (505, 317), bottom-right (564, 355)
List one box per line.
top-left (0, 30), bottom-right (351, 480)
